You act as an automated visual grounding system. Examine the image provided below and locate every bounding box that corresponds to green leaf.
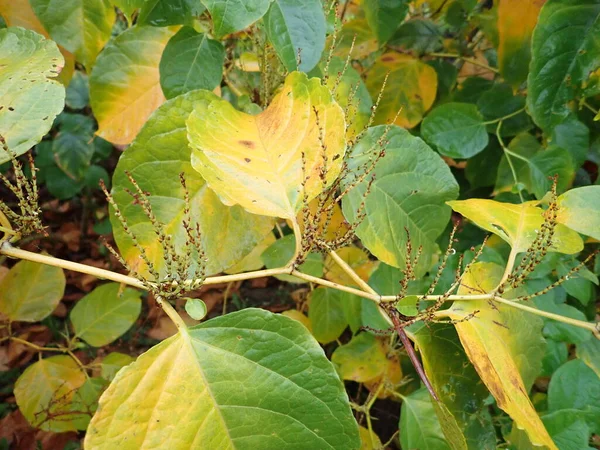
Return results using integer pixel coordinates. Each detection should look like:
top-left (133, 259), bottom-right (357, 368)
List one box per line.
top-left (159, 27), bottom-right (225, 99)
top-left (466, 139), bottom-right (503, 189)
top-left (412, 323), bottom-right (496, 449)
top-left (556, 258), bottom-right (597, 305)
top-left (111, 89), bottom-right (273, 278)
top-left (550, 118), bottom-right (589, 168)
top-left (0, 28), bottom-right (65, 164)
top-left (548, 359), bottom-right (600, 433)
top-left (70, 283), bottom-right (141, 347)
top-left (421, 102), bottom-right (488, 159)
top-left (187, 71), bottom-right (346, 219)
top-left (366, 53), bottom-right (437, 128)
top-left (495, 133), bottom-right (574, 200)
top-left (85, 308), bottom-right (360, 448)
top-left (476, 83), bottom-right (531, 136)
top-left (556, 186), bottom-right (600, 240)
top-left (361, 263), bottom-right (401, 333)
top-left (14, 355), bottom-right (87, 432)
top-left (201, 0), bottom-right (271, 38)
top-left (577, 338), bottom-right (600, 378)
top-left (138, 0), bottom-right (205, 26)
top-left (261, 234), bottom-right (323, 283)
top-left (101, 352), bottom-right (134, 381)
top-left (342, 125), bottom-right (458, 270)
top-left (427, 59), bottom-right (458, 101)
top-left (52, 131), bottom-right (95, 181)
top-left (452, 76), bottom-right (494, 104)
top-left (447, 199), bottom-right (583, 254)
top-left (65, 71), bottom-right (89, 109)
top-left (90, 25), bottom-right (175, 145)
top-left (363, 0), bottom-right (408, 43)
top-left (509, 409), bottom-right (591, 450)
top-left (185, 298), bottom-right (207, 321)
top-left (30, 0), bottom-right (115, 69)
top-left (527, 0), bottom-right (600, 131)
top-left (308, 287), bottom-right (349, 344)
top-left (536, 301), bottom-right (592, 344)
top-left (264, 0), bottom-right (326, 72)
top-left (399, 388), bottom-right (452, 450)
top-left (389, 19), bottom-right (443, 54)
top-left (497, 0), bottom-right (544, 88)
top-left (447, 262), bottom-right (555, 449)
top-left (331, 332), bottom-right (388, 382)
top-left (541, 340), bottom-right (568, 377)
top-left (0, 260), bottom-right (65, 322)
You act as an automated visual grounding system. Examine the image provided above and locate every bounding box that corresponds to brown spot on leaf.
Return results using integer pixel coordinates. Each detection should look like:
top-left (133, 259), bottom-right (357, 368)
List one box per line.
top-left (244, 157), bottom-right (251, 163)
top-left (239, 140), bottom-right (255, 149)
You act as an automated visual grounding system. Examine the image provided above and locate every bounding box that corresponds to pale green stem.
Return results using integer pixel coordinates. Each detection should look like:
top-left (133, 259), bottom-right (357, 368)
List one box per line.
top-left (427, 52), bottom-right (499, 74)
top-left (496, 121), bottom-right (525, 203)
top-left (155, 295), bottom-right (187, 330)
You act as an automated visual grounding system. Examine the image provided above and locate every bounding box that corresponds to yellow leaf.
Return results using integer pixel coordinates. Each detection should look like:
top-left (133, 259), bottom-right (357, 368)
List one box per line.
top-left (14, 355), bottom-right (87, 432)
top-left (332, 19), bottom-right (378, 60)
top-left (497, 0), bottom-right (545, 87)
top-left (0, 0), bottom-right (75, 85)
top-left (447, 262), bottom-right (556, 449)
top-left (358, 426), bottom-right (383, 450)
top-left (366, 53), bottom-right (437, 128)
top-left (289, 196), bottom-right (351, 241)
top-left (91, 25), bottom-right (175, 145)
top-left (364, 355), bottom-right (403, 399)
top-left (447, 199), bottom-right (583, 254)
top-left (187, 71), bottom-right (346, 219)
top-left (281, 309), bottom-right (312, 331)
top-left (332, 333), bottom-right (388, 382)
top-left (324, 246), bottom-right (378, 286)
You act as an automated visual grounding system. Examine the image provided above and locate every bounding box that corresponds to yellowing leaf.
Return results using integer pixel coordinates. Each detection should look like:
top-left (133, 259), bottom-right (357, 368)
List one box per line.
top-left (188, 71), bottom-right (346, 219)
top-left (358, 426), bottom-right (383, 450)
top-left (447, 199), bottom-right (583, 254)
top-left (281, 309), bottom-right (312, 331)
top-left (90, 25), bottom-right (175, 145)
top-left (0, 259), bottom-right (65, 322)
top-left (366, 53), bottom-right (437, 128)
top-left (224, 231), bottom-right (276, 274)
top-left (555, 186), bottom-right (600, 241)
top-left (497, 0), bottom-right (545, 87)
top-left (324, 246), bottom-right (378, 286)
top-left (86, 309), bottom-right (359, 448)
top-left (0, 0), bottom-right (75, 85)
top-left (30, 0), bottom-right (115, 70)
top-left (364, 355), bottom-right (403, 399)
top-left (447, 262), bottom-right (556, 449)
top-left (289, 192), bottom-right (351, 241)
top-left (332, 332), bottom-right (388, 382)
top-left (14, 355), bottom-right (87, 432)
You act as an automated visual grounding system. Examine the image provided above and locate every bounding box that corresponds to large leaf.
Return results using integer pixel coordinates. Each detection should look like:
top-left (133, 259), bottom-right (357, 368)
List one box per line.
top-left (399, 388), bottom-right (452, 450)
top-left (527, 0), bottom-right (600, 131)
top-left (187, 71), bottom-right (346, 220)
top-left (412, 323), bottom-right (496, 449)
top-left (85, 308), bottom-right (360, 448)
top-left (555, 186), bottom-right (600, 240)
top-left (497, 0), bottom-right (544, 87)
top-left (0, 27), bottom-right (65, 163)
top-left (366, 53), bottom-right (437, 128)
top-left (202, 0), bottom-right (271, 38)
top-left (111, 89), bottom-right (273, 278)
top-left (363, 0), bottom-right (408, 43)
top-left (0, 259), bottom-right (65, 322)
top-left (30, 0), bottom-right (115, 70)
top-left (70, 283), bottom-right (142, 347)
top-left (577, 338), bottom-right (600, 378)
top-left (447, 262), bottom-right (555, 449)
top-left (90, 25), bottom-right (175, 145)
top-left (264, 0), bottom-right (326, 72)
top-left (159, 27), bottom-right (224, 99)
top-left (342, 125), bottom-right (458, 269)
top-left (421, 102), bottom-right (488, 159)
top-left (14, 355), bottom-right (87, 432)
top-left (447, 199), bottom-right (583, 254)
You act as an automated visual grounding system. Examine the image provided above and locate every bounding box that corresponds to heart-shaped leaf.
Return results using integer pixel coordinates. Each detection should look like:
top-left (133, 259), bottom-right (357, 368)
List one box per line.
top-left (0, 28), bottom-right (65, 163)
top-left (85, 308), bottom-right (360, 448)
top-left (556, 186), bottom-right (600, 240)
top-left (187, 71), bottom-right (346, 219)
top-left (111, 89), bottom-right (274, 278)
top-left (342, 125), bottom-right (458, 270)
